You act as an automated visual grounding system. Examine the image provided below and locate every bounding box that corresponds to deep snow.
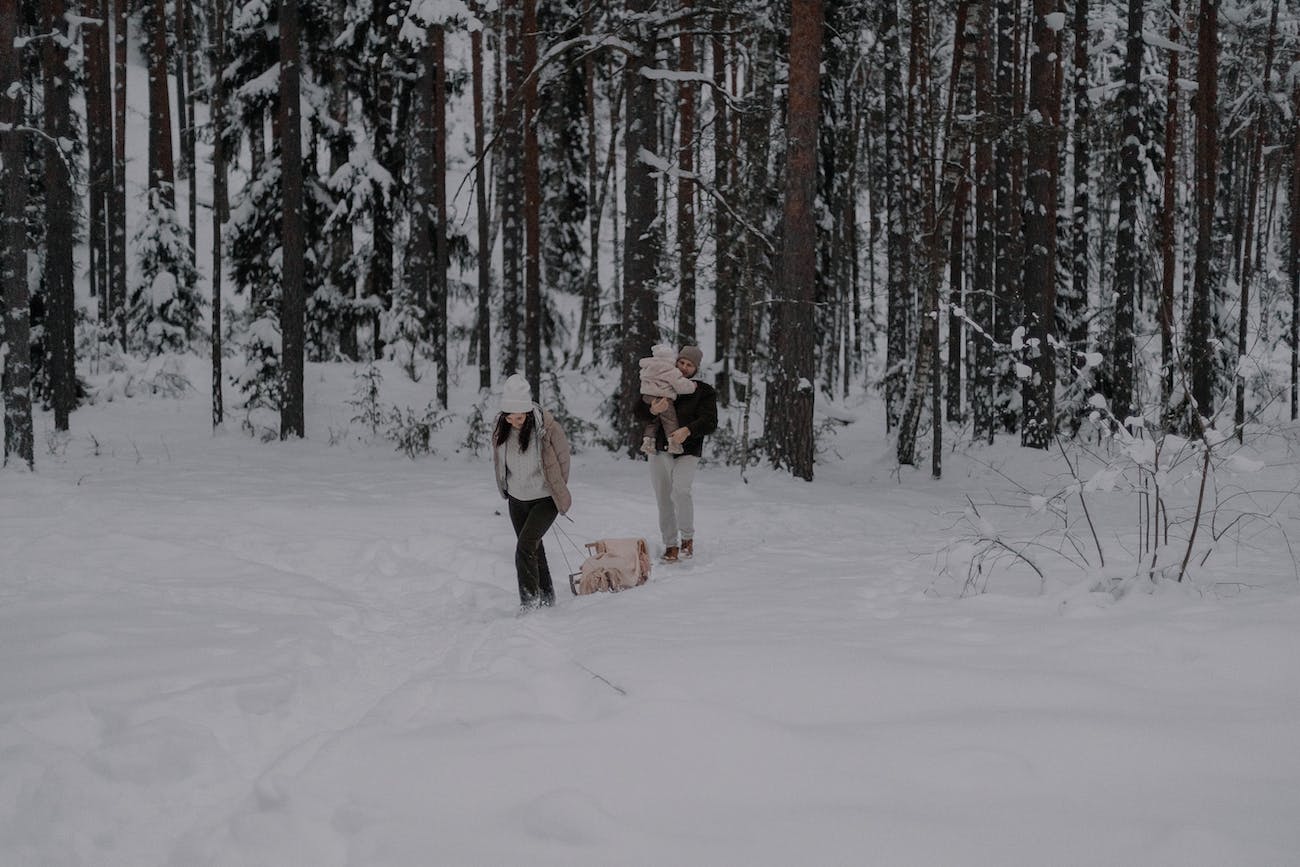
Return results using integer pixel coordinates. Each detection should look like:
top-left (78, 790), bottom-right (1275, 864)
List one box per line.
top-left (2, 359), bottom-right (1298, 866)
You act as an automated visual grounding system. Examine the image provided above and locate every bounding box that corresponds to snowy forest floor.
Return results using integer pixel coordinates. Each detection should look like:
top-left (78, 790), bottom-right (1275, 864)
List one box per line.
top-left (2, 356), bottom-right (1298, 866)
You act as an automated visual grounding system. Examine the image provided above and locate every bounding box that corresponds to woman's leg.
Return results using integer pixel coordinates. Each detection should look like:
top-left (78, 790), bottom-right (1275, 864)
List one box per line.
top-left (510, 496), bottom-right (559, 605)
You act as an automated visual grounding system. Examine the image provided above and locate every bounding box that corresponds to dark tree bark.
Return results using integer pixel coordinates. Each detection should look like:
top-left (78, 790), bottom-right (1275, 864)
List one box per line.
top-left (765, 0), bottom-right (823, 481)
top-left (523, 0), bottom-right (541, 395)
top-left (1110, 0), bottom-right (1144, 424)
top-left (148, 0), bottom-right (176, 208)
top-left (1, 0), bottom-right (33, 467)
top-left (1020, 0), bottom-right (1061, 449)
top-left (1189, 0), bottom-right (1219, 423)
top-left (212, 0), bottom-right (229, 428)
top-left (328, 0), bottom-right (355, 361)
top-left (620, 0), bottom-right (662, 454)
top-left (111, 0), bottom-right (127, 346)
top-left (433, 25), bottom-right (449, 407)
top-left (994, 0), bottom-right (1024, 432)
top-left (1235, 0), bottom-right (1279, 439)
top-left (83, 4), bottom-right (110, 315)
top-left (175, 0), bottom-right (196, 254)
top-left (472, 23), bottom-right (492, 390)
top-left (1291, 75), bottom-right (1300, 421)
top-left (43, 0), bottom-right (77, 431)
top-left (500, 0), bottom-right (523, 374)
top-left (1068, 0), bottom-right (1090, 368)
top-left (279, 0), bottom-right (305, 438)
top-left (712, 3), bottom-right (733, 405)
top-left (972, 0), bottom-right (996, 443)
top-left (676, 0), bottom-right (696, 345)
top-left (1159, 0), bottom-right (1182, 414)
top-left (881, 0), bottom-right (911, 432)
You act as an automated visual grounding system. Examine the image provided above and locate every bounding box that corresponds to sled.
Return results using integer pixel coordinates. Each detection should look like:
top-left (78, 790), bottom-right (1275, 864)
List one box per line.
top-left (568, 538), bottom-right (653, 595)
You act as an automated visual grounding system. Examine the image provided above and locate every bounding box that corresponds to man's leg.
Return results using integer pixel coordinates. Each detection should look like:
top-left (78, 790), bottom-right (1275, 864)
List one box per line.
top-left (650, 451), bottom-right (678, 548)
top-left (669, 455), bottom-right (699, 545)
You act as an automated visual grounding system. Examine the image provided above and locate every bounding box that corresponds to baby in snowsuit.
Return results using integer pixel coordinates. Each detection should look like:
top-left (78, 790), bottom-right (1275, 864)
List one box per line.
top-left (639, 343), bottom-right (696, 455)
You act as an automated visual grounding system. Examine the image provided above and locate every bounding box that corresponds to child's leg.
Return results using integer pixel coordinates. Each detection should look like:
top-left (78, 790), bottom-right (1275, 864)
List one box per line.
top-left (641, 396), bottom-right (659, 454)
top-left (658, 402), bottom-right (685, 453)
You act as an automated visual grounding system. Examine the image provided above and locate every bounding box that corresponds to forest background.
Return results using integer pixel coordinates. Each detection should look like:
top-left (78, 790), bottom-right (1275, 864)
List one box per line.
top-left (1, 0), bottom-right (1299, 482)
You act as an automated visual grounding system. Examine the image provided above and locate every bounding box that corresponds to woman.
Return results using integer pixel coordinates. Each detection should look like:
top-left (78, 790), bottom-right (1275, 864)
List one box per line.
top-left (492, 373), bottom-right (572, 610)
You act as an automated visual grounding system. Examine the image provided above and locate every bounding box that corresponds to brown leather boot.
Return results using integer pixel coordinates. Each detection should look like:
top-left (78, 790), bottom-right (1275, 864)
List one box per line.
top-left (661, 546), bottom-right (680, 563)
top-left (680, 539), bottom-right (693, 558)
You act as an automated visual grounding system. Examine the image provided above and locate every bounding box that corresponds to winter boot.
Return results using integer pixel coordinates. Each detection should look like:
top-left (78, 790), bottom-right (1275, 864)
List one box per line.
top-left (640, 436), bottom-right (657, 456)
top-left (680, 538), bottom-right (693, 559)
top-left (661, 545), bottom-right (680, 563)
top-left (667, 438), bottom-right (685, 455)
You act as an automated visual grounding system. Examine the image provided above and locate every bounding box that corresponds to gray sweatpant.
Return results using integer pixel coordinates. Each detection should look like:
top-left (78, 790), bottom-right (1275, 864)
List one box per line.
top-left (650, 451), bottom-right (698, 548)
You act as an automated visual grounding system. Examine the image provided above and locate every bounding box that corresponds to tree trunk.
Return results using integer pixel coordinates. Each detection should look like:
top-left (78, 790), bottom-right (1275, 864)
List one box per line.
top-left (43, 0), bottom-right (77, 431)
top-left (994, 0), bottom-right (1023, 433)
top-left (472, 25), bottom-right (492, 390)
top-left (148, 0), bottom-right (176, 208)
top-left (1189, 0), bottom-right (1219, 424)
top-left (676, 0), bottom-right (696, 345)
top-left (1, 0), bottom-right (33, 467)
top-left (1159, 0), bottom-right (1181, 416)
top-left (500, 0), bottom-right (523, 374)
top-left (1020, 0), bottom-right (1060, 449)
top-left (1235, 0), bottom-right (1279, 439)
top-left (1069, 0), bottom-right (1090, 371)
top-left (972, 0), bottom-right (996, 443)
top-left (111, 0), bottom-right (127, 346)
top-left (620, 0), bottom-right (662, 454)
top-left (1110, 0), bottom-right (1144, 424)
top-left (433, 25), bottom-right (449, 408)
top-left (83, 4), bottom-right (109, 316)
top-left (523, 0), bottom-right (541, 395)
top-left (329, 0), bottom-right (355, 361)
top-left (279, 0), bottom-right (305, 439)
top-left (765, 0), bottom-right (823, 481)
top-left (881, 0), bottom-right (911, 432)
top-left (712, 3), bottom-right (732, 405)
top-left (1291, 74), bottom-right (1300, 421)
top-left (212, 0), bottom-right (228, 428)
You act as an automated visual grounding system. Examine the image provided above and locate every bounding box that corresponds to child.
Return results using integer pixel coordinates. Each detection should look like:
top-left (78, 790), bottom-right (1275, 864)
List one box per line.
top-left (638, 344), bottom-right (697, 455)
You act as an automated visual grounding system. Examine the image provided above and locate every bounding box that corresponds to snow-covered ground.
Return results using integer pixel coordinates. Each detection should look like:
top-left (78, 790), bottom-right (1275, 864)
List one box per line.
top-left (2, 358), bottom-right (1298, 866)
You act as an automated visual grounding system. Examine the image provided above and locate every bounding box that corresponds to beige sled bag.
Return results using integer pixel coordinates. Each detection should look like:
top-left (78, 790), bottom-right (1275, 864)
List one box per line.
top-left (569, 538), bottom-right (652, 595)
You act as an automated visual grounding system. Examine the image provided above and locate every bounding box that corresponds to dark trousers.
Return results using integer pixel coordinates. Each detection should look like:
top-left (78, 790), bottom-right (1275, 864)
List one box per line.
top-left (507, 495), bottom-right (558, 605)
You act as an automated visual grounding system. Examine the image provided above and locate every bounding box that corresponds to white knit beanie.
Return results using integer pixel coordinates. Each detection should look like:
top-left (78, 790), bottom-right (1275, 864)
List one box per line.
top-left (499, 374), bottom-right (535, 413)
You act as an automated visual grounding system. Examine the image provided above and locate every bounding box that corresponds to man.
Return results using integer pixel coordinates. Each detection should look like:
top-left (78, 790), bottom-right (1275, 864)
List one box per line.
top-left (633, 345), bottom-right (718, 562)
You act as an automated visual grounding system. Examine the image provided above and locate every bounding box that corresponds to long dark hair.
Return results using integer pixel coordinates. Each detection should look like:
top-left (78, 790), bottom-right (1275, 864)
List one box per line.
top-left (493, 411), bottom-right (535, 451)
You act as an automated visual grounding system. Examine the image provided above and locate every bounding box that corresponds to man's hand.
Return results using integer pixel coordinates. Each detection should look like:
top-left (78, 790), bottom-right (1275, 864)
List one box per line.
top-left (668, 427), bottom-right (690, 446)
top-left (650, 396), bottom-right (671, 415)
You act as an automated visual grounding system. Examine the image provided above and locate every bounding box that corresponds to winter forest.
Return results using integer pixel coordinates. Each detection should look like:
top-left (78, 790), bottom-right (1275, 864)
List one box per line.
top-left (1, 0), bottom-right (1297, 476)
top-left (3, 0), bottom-right (1300, 863)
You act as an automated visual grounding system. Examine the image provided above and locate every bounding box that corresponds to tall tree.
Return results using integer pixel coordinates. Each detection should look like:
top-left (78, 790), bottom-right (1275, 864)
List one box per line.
top-left (1, 0), bottom-right (33, 467)
top-left (279, 0), bottom-right (306, 438)
top-left (148, 0), bottom-right (176, 208)
top-left (471, 14), bottom-right (492, 390)
top-left (43, 0), bottom-right (77, 431)
top-left (1188, 0), bottom-right (1219, 424)
top-left (212, 0), bottom-right (229, 428)
top-left (994, 0), bottom-right (1024, 432)
top-left (1110, 0), bottom-right (1144, 424)
top-left (523, 0), bottom-right (542, 394)
top-left (1235, 0), bottom-right (1280, 438)
top-left (619, 0), bottom-right (662, 454)
top-left (1020, 0), bottom-right (1061, 448)
top-left (111, 0), bottom-right (127, 346)
top-left (1068, 0), bottom-right (1091, 373)
top-left (712, 1), bottom-right (733, 404)
top-left (1158, 0), bottom-right (1182, 414)
top-left (500, 0), bottom-right (524, 374)
top-left (433, 23), bottom-right (450, 408)
top-left (766, 0), bottom-right (823, 481)
top-left (881, 0), bottom-right (911, 432)
top-left (675, 0), bottom-right (696, 345)
top-left (972, 0), bottom-right (996, 443)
